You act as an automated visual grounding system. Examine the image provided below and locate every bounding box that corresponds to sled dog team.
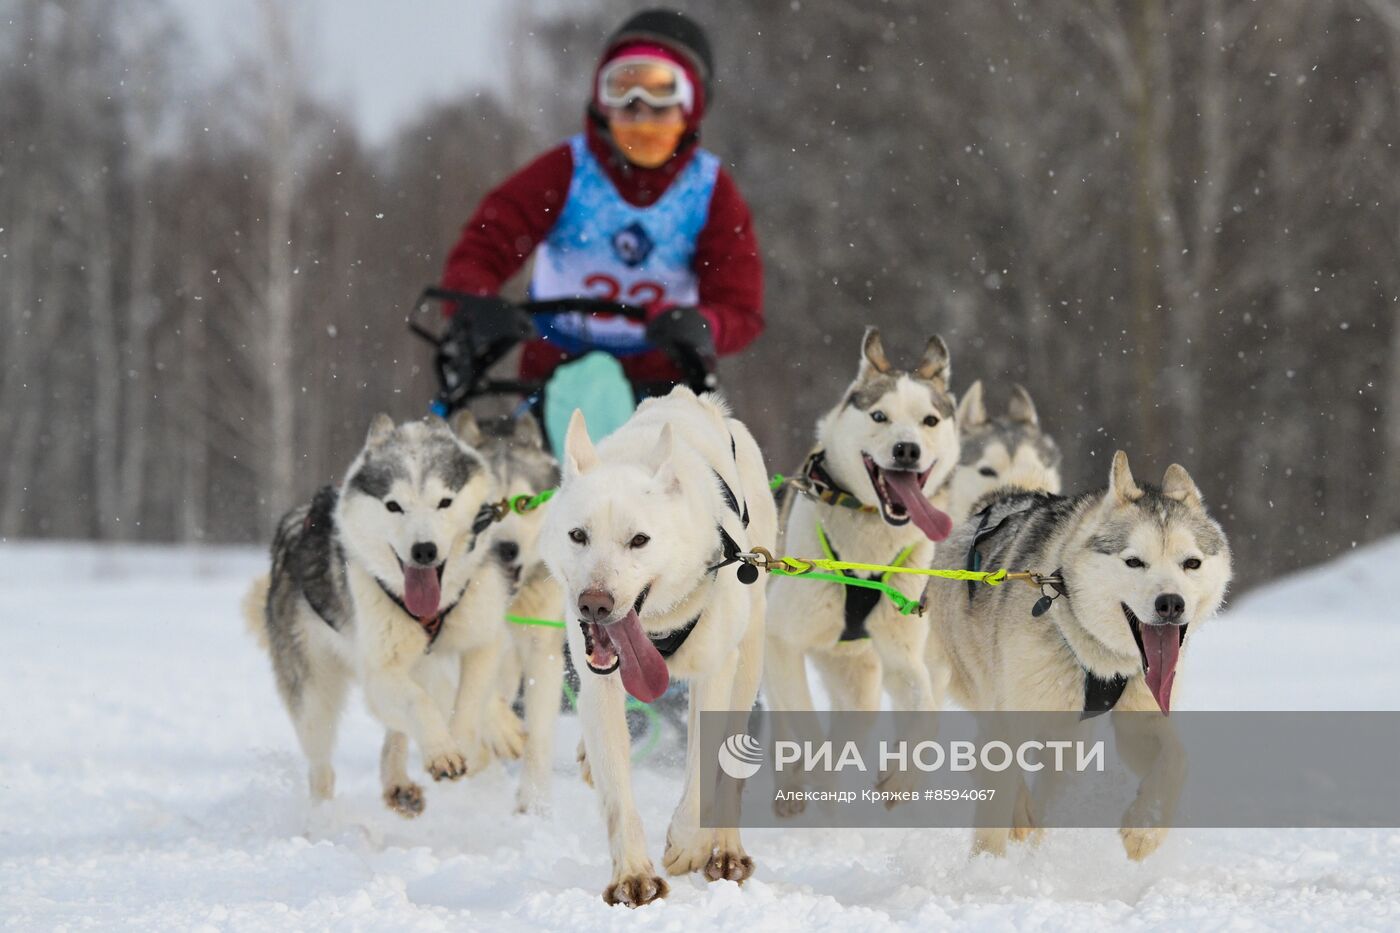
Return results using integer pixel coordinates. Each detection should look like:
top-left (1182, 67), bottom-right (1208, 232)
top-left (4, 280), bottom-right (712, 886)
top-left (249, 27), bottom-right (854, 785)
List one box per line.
top-left (244, 326), bottom-right (1233, 907)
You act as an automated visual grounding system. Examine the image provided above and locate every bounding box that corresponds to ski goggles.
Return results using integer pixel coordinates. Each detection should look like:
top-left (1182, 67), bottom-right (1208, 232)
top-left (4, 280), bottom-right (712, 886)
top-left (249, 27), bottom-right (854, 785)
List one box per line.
top-left (597, 56), bottom-right (694, 112)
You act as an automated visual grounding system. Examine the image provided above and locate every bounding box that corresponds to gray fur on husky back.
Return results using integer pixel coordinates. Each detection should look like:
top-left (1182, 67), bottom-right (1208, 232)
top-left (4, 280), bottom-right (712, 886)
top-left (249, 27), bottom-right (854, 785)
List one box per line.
top-left (265, 486), bottom-right (348, 710)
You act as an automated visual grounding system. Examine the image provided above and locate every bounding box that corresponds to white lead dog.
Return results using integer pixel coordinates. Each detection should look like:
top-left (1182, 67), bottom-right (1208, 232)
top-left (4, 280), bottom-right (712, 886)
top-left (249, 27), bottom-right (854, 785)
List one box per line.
top-left (539, 387), bottom-right (776, 907)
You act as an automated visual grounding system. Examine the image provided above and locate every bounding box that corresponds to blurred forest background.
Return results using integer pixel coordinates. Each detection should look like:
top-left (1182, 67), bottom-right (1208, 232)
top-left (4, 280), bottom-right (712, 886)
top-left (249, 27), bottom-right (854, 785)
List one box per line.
top-left (3, 0), bottom-right (1398, 590)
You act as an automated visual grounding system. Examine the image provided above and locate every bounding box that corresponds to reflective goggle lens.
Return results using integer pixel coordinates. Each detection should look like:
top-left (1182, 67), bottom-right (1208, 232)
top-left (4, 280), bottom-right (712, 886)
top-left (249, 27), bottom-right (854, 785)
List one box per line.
top-left (599, 58), bottom-right (691, 109)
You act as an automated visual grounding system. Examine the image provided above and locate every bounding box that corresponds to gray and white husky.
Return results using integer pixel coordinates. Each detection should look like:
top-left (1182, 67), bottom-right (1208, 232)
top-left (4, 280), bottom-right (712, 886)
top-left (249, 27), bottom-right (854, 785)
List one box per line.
top-left (942, 380), bottom-right (1063, 522)
top-left (538, 387), bottom-right (776, 907)
top-left (764, 328), bottom-right (959, 800)
top-left (474, 413), bottom-right (567, 815)
top-left (243, 414), bottom-right (515, 816)
top-left (923, 450), bottom-right (1232, 860)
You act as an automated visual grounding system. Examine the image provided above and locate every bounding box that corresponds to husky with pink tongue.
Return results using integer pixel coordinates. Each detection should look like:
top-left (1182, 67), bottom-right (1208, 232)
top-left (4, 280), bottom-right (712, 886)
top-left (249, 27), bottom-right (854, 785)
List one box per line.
top-left (764, 326), bottom-right (961, 813)
top-left (923, 450), bottom-right (1232, 863)
top-left (538, 387), bottom-right (776, 908)
top-left (243, 412), bottom-right (517, 818)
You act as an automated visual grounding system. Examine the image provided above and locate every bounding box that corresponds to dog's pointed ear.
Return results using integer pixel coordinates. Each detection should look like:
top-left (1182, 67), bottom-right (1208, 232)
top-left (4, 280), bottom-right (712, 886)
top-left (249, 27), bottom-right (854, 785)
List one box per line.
top-left (563, 409), bottom-right (598, 477)
top-left (366, 413), bottom-right (395, 447)
top-left (956, 380), bottom-right (987, 429)
top-left (512, 413), bottom-right (544, 449)
top-left (1008, 384), bottom-right (1039, 425)
top-left (449, 409), bottom-right (481, 446)
top-left (914, 335), bottom-right (951, 387)
top-left (652, 423), bottom-right (682, 494)
top-left (1162, 463), bottom-right (1204, 509)
top-left (1108, 450), bottom-right (1143, 506)
top-left (859, 326), bottom-right (892, 377)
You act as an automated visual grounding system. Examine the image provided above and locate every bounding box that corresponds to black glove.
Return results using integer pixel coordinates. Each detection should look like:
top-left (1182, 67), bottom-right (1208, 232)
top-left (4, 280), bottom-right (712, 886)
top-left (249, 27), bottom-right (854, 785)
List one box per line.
top-left (452, 294), bottom-right (534, 362)
top-left (646, 306), bottom-right (715, 360)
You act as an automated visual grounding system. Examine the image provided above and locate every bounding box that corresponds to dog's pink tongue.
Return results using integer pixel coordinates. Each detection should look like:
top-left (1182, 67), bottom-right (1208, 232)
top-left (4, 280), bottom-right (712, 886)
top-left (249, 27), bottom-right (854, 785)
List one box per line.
top-left (402, 566), bottom-right (441, 620)
top-left (884, 471), bottom-right (954, 542)
top-left (1141, 625), bottom-right (1182, 715)
top-left (609, 610), bottom-right (670, 704)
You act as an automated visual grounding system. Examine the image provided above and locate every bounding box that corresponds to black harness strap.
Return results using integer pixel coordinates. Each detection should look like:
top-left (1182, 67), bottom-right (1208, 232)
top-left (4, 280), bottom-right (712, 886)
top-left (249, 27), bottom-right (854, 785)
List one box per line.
top-left (649, 614), bottom-right (702, 658)
top-left (818, 531), bottom-right (884, 643)
top-left (1081, 674), bottom-right (1129, 718)
top-left (799, 450), bottom-right (875, 512)
top-left (965, 505), bottom-right (1019, 601)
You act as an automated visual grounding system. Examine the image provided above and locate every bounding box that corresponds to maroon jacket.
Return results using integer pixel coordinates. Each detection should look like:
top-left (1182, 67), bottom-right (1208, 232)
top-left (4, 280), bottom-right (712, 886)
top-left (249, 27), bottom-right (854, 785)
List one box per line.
top-left (441, 121), bottom-right (764, 384)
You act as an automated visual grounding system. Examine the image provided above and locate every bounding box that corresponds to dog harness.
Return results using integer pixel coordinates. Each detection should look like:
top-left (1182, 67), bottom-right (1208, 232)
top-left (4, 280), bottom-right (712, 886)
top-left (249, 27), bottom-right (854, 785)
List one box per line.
top-left (650, 433), bottom-right (756, 660)
top-left (816, 522), bottom-right (916, 642)
top-left (786, 450), bottom-right (879, 513)
top-left (963, 501), bottom-right (1142, 718)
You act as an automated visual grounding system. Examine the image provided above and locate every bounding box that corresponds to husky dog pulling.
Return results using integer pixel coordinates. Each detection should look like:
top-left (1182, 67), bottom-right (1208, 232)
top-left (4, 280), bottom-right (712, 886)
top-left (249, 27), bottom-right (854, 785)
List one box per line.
top-left (764, 328), bottom-right (958, 805)
top-left (539, 387), bottom-right (775, 907)
top-left (244, 414), bottom-right (516, 816)
top-left (943, 380), bottom-right (1062, 522)
top-left (924, 450), bottom-right (1232, 859)
top-left (474, 414), bottom-right (567, 814)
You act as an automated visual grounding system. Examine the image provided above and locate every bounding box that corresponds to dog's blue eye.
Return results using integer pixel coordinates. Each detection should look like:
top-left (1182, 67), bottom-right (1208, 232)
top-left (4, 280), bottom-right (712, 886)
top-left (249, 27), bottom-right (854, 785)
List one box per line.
top-left (871, 411), bottom-right (888, 423)
top-left (1183, 557), bottom-right (1202, 570)
top-left (1125, 557), bottom-right (1144, 569)
top-left (569, 528), bottom-right (588, 545)
top-left (629, 533), bottom-right (650, 549)
top-left (385, 500), bottom-right (403, 514)
top-left (924, 415), bottom-right (940, 427)
top-left (438, 498), bottom-right (453, 509)
top-left (978, 466), bottom-right (998, 478)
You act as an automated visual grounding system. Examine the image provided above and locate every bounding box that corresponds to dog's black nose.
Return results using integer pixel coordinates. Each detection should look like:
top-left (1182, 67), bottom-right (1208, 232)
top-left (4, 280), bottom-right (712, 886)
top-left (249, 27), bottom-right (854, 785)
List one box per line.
top-left (891, 441), bottom-right (921, 469)
top-left (410, 541), bottom-right (438, 565)
top-left (578, 589), bottom-right (614, 624)
top-left (495, 540), bottom-right (520, 565)
top-left (1154, 593), bottom-right (1186, 623)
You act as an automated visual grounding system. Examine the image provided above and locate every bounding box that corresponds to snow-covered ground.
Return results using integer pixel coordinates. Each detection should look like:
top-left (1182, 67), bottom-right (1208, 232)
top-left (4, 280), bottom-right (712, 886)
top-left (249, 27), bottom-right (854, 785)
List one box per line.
top-left (3, 539), bottom-right (1399, 931)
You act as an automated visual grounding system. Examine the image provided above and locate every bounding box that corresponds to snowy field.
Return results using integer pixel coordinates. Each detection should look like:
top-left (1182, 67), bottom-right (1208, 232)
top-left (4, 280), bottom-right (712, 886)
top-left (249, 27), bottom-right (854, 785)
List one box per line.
top-left (3, 539), bottom-right (1399, 931)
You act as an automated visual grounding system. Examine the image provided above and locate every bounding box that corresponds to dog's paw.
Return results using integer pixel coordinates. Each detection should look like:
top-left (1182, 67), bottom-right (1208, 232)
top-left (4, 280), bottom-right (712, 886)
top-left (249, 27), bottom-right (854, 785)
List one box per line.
top-left (577, 741), bottom-right (593, 788)
top-left (1010, 785), bottom-right (1042, 844)
top-left (603, 871), bottom-right (668, 908)
top-left (424, 749), bottom-right (467, 781)
top-left (487, 700), bottom-right (526, 760)
top-left (514, 780), bottom-right (548, 816)
top-left (662, 827), bottom-right (714, 876)
top-left (971, 827), bottom-right (1010, 858)
top-left (703, 849), bottom-right (754, 884)
top-left (383, 782), bottom-right (425, 818)
top-left (1120, 825), bottom-right (1167, 861)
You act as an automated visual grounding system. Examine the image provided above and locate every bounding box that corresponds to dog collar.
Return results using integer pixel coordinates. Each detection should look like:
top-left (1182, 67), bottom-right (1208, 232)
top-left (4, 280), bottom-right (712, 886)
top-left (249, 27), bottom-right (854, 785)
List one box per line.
top-left (786, 450), bottom-right (880, 514)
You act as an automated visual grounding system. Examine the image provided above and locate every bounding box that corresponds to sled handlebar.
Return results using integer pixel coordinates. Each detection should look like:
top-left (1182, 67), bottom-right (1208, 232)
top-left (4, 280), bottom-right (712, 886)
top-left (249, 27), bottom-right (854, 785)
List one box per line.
top-left (407, 287), bottom-right (715, 416)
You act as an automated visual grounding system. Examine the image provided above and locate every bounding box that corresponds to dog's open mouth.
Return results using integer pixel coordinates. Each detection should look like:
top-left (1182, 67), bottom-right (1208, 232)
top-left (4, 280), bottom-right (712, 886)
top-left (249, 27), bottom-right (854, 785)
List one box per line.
top-left (398, 558), bottom-right (445, 621)
top-left (1122, 603), bottom-right (1187, 716)
top-left (579, 589), bottom-right (669, 703)
top-left (861, 453), bottom-right (953, 541)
